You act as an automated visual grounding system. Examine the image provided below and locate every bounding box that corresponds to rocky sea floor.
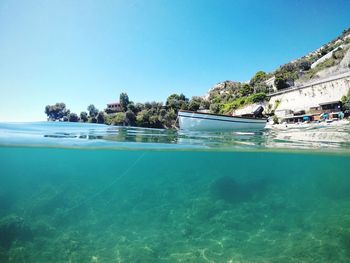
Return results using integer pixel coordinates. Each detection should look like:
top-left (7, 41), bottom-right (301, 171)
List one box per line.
top-left (1, 147), bottom-right (350, 262)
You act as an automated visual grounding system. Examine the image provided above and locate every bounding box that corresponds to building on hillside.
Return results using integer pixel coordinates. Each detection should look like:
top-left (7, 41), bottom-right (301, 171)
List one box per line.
top-left (106, 102), bottom-right (122, 113)
top-left (309, 101), bottom-right (342, 114)
top-left (279, 100), bottom-right (343, 123)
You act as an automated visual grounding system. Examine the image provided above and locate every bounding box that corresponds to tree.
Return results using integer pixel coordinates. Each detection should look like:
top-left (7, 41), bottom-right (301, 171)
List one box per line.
top-left (80, 112), bottom-right (88, 122)
top-left (125, 110), bottom-right (136, 126)
top-left (144, 102), bottom-right (152, 110)
top-left (297, 59), bottom-right (311, 71)
top-left (280, 62), bottom-right (297, 72)
top-left (250, 93), bottom-right (267, 103)
top-left (159, 108), bottom-right (177, 128)
top-left (105, 112), bottom-right (126, 125)
top-left (114, 112), bottom-right (126, 125)
top-left (210, 103), bottom-right (220, 114)
top-left (250, 71), bottom-right (267, 86)
top-left (135, 103), bottom-right (144, 113)
top-left (200, 99), bottom-right (210, 110)
top-left (45, 103), bottom-right (70, 121)
top-left (87, 104), bottom-right (98, 117)
top-left (67, 113), bottom-right (79, 122)
top-left (119, 93), bottom-right (129, 112)
top-left (127, 103), bottom-right (136, 114)
top-left (274, 74), bottom-right (289, 90)
top-left (90, 117), bottom-right (97, 123)
top-left (166, 93), bottom-right (189, 112)
top-left (188, 97), bottom-right (202, 111)
top-left (341, 91), bottom-right (350, 111)
top-left (332, 48), bottom-right (345, 60)
top-left (96, 111), bottom-right (105, 124)
top-left (254, 82), bottom-right (271, 93)
top-left (136, 109), bottom-right (151, 127)
top-left (239, 84), bottom-right (254, 97)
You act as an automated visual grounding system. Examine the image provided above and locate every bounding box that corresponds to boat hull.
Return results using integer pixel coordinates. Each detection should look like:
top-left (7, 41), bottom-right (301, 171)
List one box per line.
top-left (178, 111), bottom-right (267, 131)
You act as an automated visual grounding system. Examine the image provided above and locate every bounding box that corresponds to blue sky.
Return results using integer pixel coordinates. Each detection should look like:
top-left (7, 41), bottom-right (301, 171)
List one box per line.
top-left (0, 0), bottom-right (349, 121)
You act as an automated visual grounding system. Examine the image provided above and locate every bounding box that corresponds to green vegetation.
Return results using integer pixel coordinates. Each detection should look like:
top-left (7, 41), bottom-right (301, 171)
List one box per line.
top-left (250, 71), bottom-right (267, 86)
top-left (341, 90), bottom-right (350, 112)
top-left (274, 99), bottom-right (281, 111)
top-left (119, 93), bottom-right (129, 112)
top-left (87, 104), bottom-right (98, 118)
top-left (272, 28), bottom-right (350, 87)
top-left (219, 93), bottom-right (267, 114)
top-left (45, 93), bottom-right (204, 129)
top-left (274, 63), bottom-right (299, 90)
top-left (44, 103), bottom-right (70, 121)
top-left (67, 113), bottom-right (79, 122)
top-left (79, 112), bottom-right (88, 122)
top-left (45, 76), bottom-right (270, 126)
top-left (302, 46), bottom-right (349, 80)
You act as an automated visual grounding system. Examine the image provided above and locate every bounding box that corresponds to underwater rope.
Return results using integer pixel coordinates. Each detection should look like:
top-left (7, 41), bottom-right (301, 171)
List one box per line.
top-left (20, 152), bottom-right (146, 221)
top-left (63, 151), bottom-right (146, 214)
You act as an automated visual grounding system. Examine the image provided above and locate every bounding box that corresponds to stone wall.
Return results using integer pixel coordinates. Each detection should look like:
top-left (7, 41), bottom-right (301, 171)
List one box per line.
top-left (269, 71), bottom-right (350, 114)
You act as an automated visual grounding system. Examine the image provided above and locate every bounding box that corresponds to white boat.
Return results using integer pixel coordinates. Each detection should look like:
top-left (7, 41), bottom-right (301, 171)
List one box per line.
top-left (178, 110), bottom-right (268, 131)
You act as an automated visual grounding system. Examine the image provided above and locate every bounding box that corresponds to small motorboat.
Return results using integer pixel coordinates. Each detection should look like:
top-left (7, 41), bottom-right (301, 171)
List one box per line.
top-left (178, 110), bottom-right (267, 131)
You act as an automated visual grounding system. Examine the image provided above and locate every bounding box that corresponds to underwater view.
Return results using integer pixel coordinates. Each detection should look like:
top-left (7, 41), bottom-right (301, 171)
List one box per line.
top-left (1, 122), bottom-right (350, 262)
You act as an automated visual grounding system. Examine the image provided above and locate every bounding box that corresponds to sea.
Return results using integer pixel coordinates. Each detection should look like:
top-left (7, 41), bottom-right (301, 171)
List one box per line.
top-left (1, 122), bottom-right (350, 263)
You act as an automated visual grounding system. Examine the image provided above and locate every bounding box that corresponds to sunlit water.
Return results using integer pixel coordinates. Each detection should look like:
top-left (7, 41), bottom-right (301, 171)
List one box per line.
top-left (1, 122), bottom-right (350, 262)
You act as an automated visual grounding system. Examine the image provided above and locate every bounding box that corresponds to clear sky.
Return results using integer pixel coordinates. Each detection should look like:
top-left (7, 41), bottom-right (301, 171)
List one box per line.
top-left (0, 0), bottom-right (349, 121)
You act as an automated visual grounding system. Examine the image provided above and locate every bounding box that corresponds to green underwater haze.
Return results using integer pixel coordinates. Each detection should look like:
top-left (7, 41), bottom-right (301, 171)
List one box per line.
top-left (1, 123), bottom-right (350, 262)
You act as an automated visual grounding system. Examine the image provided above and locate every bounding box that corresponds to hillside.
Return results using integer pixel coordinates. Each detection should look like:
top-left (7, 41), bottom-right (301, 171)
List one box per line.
top-left (204, 28), bottom-right (350, 115)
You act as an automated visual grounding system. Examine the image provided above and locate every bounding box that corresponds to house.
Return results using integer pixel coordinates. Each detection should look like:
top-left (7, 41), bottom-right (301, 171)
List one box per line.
top-left (319, 101), bottom-right (342, 112)
top-left (279, 100), bottom-right (343, 123)
top-left (309, 101), bottom-right (342, 115)
top-left (106, 102), bottom-right (122, 113)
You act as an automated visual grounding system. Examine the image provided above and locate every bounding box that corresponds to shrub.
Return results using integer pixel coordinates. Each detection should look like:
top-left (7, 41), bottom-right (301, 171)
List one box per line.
top-left (250, 71), bottom-right (267, 86)
top-left (254, 82), bottom-right (271, 93)
top-left (209, 103), bottom-right (220, 114)
top-left (297, 59), bottom-right (312, 71)
top-left (219, 93), bottom-right (267, 114)
top-left (67, 113), bottom-right (79, 122)
top-left (239, 84), bottom-right (254, 97)
top-left (280, 62), bottom-right (297, 72)
top-left (332, 48), bottom-right (345, 60)
top-left (251, 93), bottom-right (267, 103)
top-left (89, 117), bottom-right (97, 123)
top-left (274, 75), bottom-right (289, 90)
top-left (125, 110), bottom-right (136, 126)
top-left (274, 100), bottom-right (281, 110)
top-left (341, 91), bottom-right (350, 111)
top-left (96, 112), bottom-right (105, 124)
top-left (80, 112), bottom-right (88, 122)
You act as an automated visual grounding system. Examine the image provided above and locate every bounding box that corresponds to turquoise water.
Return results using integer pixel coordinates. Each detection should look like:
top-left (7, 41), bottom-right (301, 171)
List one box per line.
top-left (1, 123), bottom-right (350, 262)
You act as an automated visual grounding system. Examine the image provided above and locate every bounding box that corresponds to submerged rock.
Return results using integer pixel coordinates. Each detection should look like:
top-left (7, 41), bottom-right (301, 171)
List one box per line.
top-left (0, 215), bottom-right (33, 250)
top-left (210, 176), bottom-right (268, 203)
